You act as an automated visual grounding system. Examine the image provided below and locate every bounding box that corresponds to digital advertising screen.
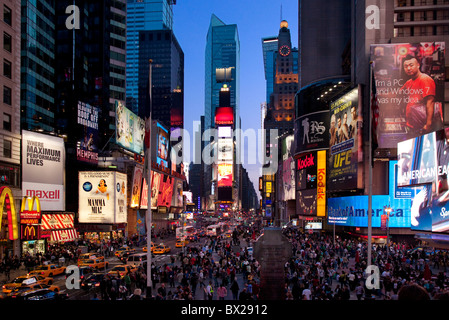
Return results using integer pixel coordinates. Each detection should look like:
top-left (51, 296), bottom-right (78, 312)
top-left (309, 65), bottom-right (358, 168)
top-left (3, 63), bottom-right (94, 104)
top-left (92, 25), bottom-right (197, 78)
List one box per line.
top-left (157, 122), bottom-right (169, 168)
top-left (217, 163), bottom-right (233, 187)
top-left (371, 42), bottom-right (445, 148)
top-left (77, 101), bottom-right (99, 164)
top-left (329, 88), bottom-right (361, 191)
top-left (150, 171), bottom-right (162, 210)
top-left (130, 165), bottom-right (143, 208)
top-left (218, 138), bottom-right (233, 161)
top-left (396, 128), bottom-right (449, 232)
top-left (115, 101), bottom-right (145, 155)
top-left (158, 174), bottom-right (174, 208)
top-left (295, 110), bottom-right (329, 153)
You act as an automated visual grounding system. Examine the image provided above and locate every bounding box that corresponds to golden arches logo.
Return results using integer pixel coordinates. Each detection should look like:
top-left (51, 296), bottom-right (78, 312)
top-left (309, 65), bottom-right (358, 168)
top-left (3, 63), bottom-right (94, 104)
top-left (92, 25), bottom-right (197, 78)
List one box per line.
top-left (21, 196), bottom-right (41, 214)
top-left (0, 186), bottom-right (18, 240)
top-left (23, 225), bottom-right (36, 238)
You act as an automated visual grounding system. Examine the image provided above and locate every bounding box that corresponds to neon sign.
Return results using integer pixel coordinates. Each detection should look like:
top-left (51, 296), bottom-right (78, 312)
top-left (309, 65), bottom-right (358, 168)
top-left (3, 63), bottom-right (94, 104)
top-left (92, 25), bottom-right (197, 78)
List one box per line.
top-left (0, 186), bottom-right (18, 240)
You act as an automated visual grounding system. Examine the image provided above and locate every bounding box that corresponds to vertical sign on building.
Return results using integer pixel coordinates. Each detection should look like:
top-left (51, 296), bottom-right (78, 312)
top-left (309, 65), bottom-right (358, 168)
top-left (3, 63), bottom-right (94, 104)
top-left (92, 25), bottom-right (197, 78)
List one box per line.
top-left (317, 150), bottom-right (326, 217)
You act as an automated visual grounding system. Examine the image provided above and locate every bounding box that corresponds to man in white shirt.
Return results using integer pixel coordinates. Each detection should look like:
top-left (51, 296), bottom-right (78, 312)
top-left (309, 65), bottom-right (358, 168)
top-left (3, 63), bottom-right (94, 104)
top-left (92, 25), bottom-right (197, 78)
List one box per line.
top-left (302, 285), bottom-right (312, 300)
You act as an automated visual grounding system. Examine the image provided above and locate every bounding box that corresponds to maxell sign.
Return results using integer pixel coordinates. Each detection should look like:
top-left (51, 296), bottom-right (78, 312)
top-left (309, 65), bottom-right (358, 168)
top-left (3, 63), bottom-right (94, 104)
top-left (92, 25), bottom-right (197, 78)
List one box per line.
top-left (22, 130), bottom-right (65, 211)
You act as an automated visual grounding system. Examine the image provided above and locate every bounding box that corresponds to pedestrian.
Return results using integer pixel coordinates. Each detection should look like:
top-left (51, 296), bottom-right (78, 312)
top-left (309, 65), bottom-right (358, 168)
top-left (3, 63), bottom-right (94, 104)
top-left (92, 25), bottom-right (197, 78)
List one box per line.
top-left (129, 288), bottom-right (143, 300)
top-left (217, 283), bottom-right (227, 300)
top-left (230, 279), bottom-right (239, 300)
top-left (206, 281), bottom-right (214, 301)
top-left (157, 283), bottom-right (167, 300)
top-left (355, 282), bottom-right (365, 300)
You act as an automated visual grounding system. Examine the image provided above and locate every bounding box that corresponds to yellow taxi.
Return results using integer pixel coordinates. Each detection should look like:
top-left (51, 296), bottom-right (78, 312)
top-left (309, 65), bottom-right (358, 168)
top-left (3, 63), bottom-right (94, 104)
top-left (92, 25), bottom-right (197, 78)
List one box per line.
top-left (107, 265), bottom-right (137, 278)
top-left (78, 257), bottom-right (109, 270)
top-left (7, 278), bottom-right (60, 298)
top-left (142, 242), bottom-right (154, 253)
top-left (77, 252), bottom-right (100, 264)
top-left (28, 264), bottom-right (66, 278)
top-left (153, 244), bottom-right (171, 254)
top-left (115, 247), bottom-right (136, 258)
top-left (2, 275), bottom-right (54, 294)
top-left (175, 239), bottom-right (188, 248)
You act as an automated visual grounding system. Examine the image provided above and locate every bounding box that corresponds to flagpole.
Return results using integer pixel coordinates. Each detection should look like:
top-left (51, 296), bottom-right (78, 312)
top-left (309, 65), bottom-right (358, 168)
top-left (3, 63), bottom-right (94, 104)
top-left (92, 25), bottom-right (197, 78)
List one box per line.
top-left (146, 59), bottom-right (153, 298)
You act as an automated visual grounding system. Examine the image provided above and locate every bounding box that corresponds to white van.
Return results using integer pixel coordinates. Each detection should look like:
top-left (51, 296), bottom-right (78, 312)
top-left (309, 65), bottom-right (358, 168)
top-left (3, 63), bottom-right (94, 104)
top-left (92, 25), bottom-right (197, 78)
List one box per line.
top-left (126, 253), bottom-right (148, 267)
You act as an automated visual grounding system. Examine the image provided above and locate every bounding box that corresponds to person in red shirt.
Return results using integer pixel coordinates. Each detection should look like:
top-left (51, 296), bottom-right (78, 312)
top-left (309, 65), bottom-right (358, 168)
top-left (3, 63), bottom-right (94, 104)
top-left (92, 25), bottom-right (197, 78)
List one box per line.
top-left (400, 55), bottom-right (437, 137)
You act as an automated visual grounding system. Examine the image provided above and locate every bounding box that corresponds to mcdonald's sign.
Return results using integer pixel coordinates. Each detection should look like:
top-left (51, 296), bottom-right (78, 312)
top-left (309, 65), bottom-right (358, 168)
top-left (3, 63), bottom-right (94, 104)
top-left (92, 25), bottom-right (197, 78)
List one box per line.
top-left (20, 196), bottom-right (41, 221)
top-left (21, 225), bottom-right (39, 240)
top-left (0, 186), bottom-right (18, 240)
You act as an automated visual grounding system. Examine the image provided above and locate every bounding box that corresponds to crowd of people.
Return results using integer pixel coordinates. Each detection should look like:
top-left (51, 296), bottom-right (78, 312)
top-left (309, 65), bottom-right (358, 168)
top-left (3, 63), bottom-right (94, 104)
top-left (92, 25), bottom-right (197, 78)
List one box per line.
top-left (282, 227), bottom-right (449, 300)
top-left (4, 219), bottom-right (449, 301)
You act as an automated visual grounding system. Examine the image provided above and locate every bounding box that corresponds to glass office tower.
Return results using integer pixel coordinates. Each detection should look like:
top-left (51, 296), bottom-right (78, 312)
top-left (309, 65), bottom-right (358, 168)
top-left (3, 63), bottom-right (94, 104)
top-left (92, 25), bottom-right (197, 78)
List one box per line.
top-left (20, 0), bottom-right (56, 132)
top-left (126, 0), bottom-right (175, 115)
top-left (204, 14), bottom-right (240, 211)
top-left (204, 14), bottom-right (240, 132)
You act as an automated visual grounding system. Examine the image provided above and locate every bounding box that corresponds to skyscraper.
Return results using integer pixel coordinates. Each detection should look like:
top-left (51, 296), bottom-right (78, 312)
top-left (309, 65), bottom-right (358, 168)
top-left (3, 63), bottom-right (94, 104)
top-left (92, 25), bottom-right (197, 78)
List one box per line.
top-left (138, 29), bottom-right (184, 133)
top-left (204, 14), bottom-right (240, 211)
top-left (0, 0), bottom-right (21, 200)
top-left (126, 0), bottom-right (175, 114)
top-left (20, 0), bottom-right (56, 133)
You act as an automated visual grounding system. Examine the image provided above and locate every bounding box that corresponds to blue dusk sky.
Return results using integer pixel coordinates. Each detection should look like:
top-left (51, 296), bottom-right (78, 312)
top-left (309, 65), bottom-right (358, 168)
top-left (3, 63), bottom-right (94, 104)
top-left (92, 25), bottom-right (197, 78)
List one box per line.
top-left (172, 0), bottom-right (298, 195)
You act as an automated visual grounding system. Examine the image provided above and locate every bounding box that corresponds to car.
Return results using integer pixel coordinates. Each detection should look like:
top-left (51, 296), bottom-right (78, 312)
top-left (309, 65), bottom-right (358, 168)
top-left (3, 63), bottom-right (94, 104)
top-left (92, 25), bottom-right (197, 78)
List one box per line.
top-left (2, 275), bottom-right (54, 294)
top-left (107, 265), bottom-right (137, 278)
top-left (126, 253), bottom-right (148, 267)
top-left (6, 288), bottom-right (68, 301)
top-left (8, 279), bottom-right (60, 298)
top-left (115, 247), bottom-right (136, 258)
top-left (120, 251), bottom-right (139, 263)
top-left (78, 252), bottom-right (100, 264)
top-left (153, 244), bottom-right (171, 254)
top-left (175, 239), bottom-right (188, 248)
top-left (28, 264), bottom-right (66, 278)
top-left (80, 273), bottom-right (106, 290)
top-left (78, 257), bottom-right (109, 270)
top-left (142, 242), bottom-right (154, 253)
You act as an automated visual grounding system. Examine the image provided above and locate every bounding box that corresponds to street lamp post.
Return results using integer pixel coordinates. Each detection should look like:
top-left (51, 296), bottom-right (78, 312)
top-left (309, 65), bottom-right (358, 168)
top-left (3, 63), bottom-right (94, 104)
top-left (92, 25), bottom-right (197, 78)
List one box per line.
top-left (384, 204), bottom-right (392, 260)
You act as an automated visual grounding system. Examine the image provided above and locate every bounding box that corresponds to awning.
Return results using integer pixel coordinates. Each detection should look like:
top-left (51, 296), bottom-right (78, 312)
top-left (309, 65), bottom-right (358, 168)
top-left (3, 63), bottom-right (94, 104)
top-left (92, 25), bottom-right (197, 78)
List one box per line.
top-left (50, 229), bottom-right (78, 242)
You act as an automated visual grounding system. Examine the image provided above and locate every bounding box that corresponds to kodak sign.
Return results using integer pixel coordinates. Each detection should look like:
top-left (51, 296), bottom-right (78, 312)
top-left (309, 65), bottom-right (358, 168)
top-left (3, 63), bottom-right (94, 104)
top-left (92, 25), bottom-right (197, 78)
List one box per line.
top-left (317, 150), bottom-right (326, 217)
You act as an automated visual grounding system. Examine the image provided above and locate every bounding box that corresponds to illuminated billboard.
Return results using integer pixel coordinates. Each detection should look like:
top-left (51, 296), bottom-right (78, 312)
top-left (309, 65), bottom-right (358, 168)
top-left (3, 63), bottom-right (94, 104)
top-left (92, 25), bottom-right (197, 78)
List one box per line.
top-left (329, 88), bottom-right (361, 191)
top-left (22, 130), bottom-right (65, 211)
top-left (296, 150), bottom-right (326, 216)
top-left (215, 107), bottom-right (234, 126)
top-left (78, 171), bottom-right (127, 224)
top-left (150, 171), bottom-right (162, 210)
top-left (155, 122), bottom-right (169, 169)
top-left (218, 163), bottom-right (233, 187)
top-left (140, 177), bottom-right (149, 210)
top-left (130, 165), bottom-right (143, 208)
top-left (158, 174), bottom-right (174, 208)
top-left (371, 42), bottom-right (445, 148)
top-left (115, 101), bottom-right (145, 155)
top-left (218, 138), bottom-right (233, 161)
top-left (77, 101), bottom-right (99, 164)
top-left (396, 128), bottom-right (449, 232)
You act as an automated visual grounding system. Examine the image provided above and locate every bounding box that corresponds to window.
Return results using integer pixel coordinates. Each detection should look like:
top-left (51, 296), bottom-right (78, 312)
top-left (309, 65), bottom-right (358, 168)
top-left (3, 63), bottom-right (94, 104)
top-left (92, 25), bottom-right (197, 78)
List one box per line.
top-left (3, 86), bottom-right (11, 105)
top-left (3, 59), bottom-right (11, 79)
top-left (3, 113), bottom-right (10, 131)
top-left (3, 32), bottom-right (11, 52)
top-left (3, 139), bottom-right (11, 158)
top-left (3, 5), bottom-right (11, 26)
